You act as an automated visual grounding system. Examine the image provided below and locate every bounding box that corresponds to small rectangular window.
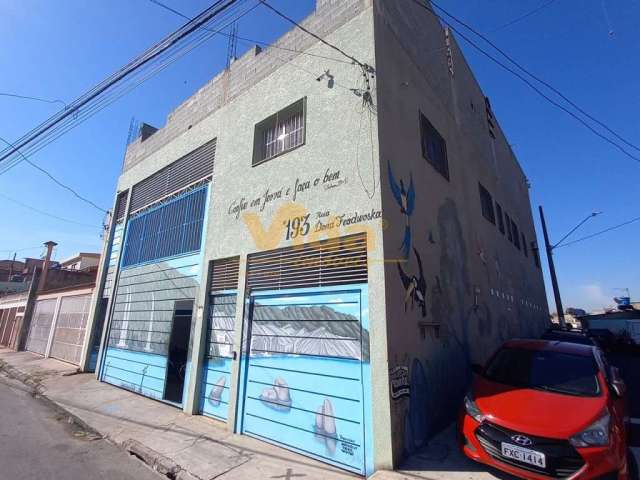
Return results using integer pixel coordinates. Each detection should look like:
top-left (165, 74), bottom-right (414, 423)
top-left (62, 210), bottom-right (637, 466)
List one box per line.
top-left (505, 213), bottom-right (513, 242)
top-left (495, 202), bottom-right (505, 234)
top-left (522, 233), bottom-right (528, 257)
top-left (420, 112), bottom-right (449, 180)
top-left (511, 220), bottom-right (521, 250)
top-left (478, 183), bottom-right (496, 224)
top-left (253, 98), bottom-right (306, 166)
top-left (531, 241), bottom-right (541, 268)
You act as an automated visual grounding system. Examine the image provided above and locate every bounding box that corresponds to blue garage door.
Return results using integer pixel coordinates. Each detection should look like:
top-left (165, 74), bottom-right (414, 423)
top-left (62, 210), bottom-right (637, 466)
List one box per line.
top-left (239, 287), bottom-right (371, 475)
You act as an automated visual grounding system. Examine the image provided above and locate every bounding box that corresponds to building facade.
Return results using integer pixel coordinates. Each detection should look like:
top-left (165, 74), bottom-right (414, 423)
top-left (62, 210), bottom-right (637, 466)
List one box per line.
top-left (86, 0), bottom-right (548, 475)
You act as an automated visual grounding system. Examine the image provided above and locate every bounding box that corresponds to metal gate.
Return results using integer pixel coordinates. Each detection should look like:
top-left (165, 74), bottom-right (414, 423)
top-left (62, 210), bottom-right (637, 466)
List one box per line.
top-left (236, 234), bottom-right (372, 475)
top-left (0, 308), bottom-right (17, 346)
top-left (25, 299), bottom-right (57, 355)
top-left (49, 294), bottom-right (92, 365)
top-left (200, 256), bottom-right (240, 420)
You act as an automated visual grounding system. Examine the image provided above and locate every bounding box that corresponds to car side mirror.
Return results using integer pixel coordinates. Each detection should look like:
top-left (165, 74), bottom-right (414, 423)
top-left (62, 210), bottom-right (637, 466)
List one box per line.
top-left (471, 363), bottom-right (483, 376)
top-left (610, 367), bottom-right (627, 397)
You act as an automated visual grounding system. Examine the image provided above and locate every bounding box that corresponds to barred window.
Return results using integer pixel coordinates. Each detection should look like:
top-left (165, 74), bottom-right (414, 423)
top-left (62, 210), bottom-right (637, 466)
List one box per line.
top-left (478, 183), bottom-right (495, 224)
top-left (253, 98), bottom-right (306, 166)
top-left (121, 186), bottom-right (207, 268)
top-left (495, 202), bottom-right (505, 234)
top-left (420, 112), bottom-right (449, 180)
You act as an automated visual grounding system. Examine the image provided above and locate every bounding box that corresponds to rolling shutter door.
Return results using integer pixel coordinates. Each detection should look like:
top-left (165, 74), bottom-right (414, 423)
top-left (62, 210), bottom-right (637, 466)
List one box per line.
top-left (200, 256), bottom-right (240, 420)
top-left (239, 233), bottom-right (371, 475)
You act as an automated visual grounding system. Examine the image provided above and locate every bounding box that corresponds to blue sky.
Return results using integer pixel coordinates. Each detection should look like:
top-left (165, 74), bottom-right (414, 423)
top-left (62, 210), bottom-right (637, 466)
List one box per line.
top-left (0, 0), bottom-right (638, 312)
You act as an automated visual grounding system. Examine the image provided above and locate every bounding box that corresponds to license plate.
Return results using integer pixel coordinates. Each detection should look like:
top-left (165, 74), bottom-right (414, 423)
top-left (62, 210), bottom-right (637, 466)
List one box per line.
top-left (501, 442), bottom-right (546, 468)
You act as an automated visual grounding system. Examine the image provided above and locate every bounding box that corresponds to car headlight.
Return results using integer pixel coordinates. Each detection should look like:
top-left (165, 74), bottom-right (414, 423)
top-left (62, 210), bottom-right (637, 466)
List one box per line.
top-left (569, 411), bottom-right (610, 447)
top-left (464, 394), bottom-right (485, 423)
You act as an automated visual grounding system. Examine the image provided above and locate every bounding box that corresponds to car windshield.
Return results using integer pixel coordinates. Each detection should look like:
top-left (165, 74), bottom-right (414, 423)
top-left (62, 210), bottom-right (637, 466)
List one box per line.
top-left (484, 347), bottom-right (600, 397)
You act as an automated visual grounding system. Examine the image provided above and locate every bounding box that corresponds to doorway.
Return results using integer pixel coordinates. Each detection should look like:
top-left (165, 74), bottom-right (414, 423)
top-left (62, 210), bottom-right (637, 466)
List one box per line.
top-left (164, 300), bottom-right (194, 404)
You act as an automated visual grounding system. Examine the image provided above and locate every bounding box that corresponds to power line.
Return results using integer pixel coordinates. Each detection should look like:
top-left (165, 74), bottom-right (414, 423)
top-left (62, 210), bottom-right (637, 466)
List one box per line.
top-left (0, 0), bottom-right (256, 178)
top-left (554, 215), bottom-right (640, 249)
top-left (147, 0), bottom-right (353, 64)
top-left (0, 192), bottom-right (100, 228)
top-left (258, 0), bottom-right (364, 67)
top-left (0, 246), bottom-right (43, 254)
top-left (0, 0), bottom-right (243, 167)
top-left (0, 92), bottom-right (66, 107)
top-left (0, 2), bottom-right (253, 175)
top-left (0, 133), bottom-right (108, 213)
top-left (490, 0), bottom-right (559, 32)
top-left (425, 0), bottom-right (640, 156)
top-left (409, 0), bottom-right (640, 165)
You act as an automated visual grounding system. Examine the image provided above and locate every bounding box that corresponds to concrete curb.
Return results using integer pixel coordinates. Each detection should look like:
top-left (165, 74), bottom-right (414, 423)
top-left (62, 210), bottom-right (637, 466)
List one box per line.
top-left (0, 358), bottom-right (102, 440)
top-left (0, 358), bottom-right (200, 480)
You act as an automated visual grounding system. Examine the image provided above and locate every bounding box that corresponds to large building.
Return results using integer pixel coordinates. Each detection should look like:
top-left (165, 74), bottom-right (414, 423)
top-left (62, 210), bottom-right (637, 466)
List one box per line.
top-left (84, 0), bottom-right (548, 475)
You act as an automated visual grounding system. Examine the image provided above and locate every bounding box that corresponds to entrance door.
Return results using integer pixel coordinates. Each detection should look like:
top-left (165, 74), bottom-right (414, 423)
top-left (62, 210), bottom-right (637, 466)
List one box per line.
top-left (164, 300), bottom-right (193, 404)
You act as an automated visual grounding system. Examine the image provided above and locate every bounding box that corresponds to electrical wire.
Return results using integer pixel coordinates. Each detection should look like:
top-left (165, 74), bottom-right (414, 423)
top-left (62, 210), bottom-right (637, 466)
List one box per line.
top-left (490, 0), bottom-right (559, 32)
top-left (258, 0), bottom-right (364, 67)
top-left (554, 215), bottom-right (640, 249)
top-left (148, 0), bottom-right (353, 64)
top-left (0, 133), bottom-right (108, 212)
top-left (409, 0), bottom-right (640, 165)
top-left (0, 0), bottom-right (245, 167)
top-left (0, 0), bottom-right (257, 176)
top-left (0, 192), bottom-right (100, 228)
top-left (0, 92), bottom-right (66, 108)
top-left (0, 246), bottom-right (43, 254)
top-left (423, 0), bottom-right (640, 156)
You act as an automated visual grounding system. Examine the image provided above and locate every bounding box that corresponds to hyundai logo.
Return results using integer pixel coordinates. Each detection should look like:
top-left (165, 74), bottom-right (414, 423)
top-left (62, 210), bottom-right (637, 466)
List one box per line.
top-left (511, 435), bottom-right (533, 446)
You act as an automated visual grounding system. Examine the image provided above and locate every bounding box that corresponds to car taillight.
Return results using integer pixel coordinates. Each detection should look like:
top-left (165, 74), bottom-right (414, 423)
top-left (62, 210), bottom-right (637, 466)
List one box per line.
top-left (464, 394), bottom-right (485, 423)
top-left (569, 411), bottom-right (610, 447)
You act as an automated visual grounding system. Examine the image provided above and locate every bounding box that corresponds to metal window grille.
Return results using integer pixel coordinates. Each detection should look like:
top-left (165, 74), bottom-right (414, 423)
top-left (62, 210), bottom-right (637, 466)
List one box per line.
top-left (210, 257), bottom-right (240, 293)
top-left (253, 98), bottom-right (306, 165)
top-left (420, 111), bottom-right (449, 181)
top-left (114, 190), bottom-right (129, 223)
top-left (479, 183), bottom-right (496, 224)
top-left (129, 139), bottom-right (216, 213)
top-left (121, 186), bottom-right (207, 268)
top-left (246, 233), bottom-right (368, 291)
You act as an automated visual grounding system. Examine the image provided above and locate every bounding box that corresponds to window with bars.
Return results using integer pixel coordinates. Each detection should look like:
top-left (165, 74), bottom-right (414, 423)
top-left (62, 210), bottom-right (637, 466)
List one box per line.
top-left (511, 220), bottom-right (521, 250)
top-left (121, 186), bottom-right (207, 268)
top-left (479, 183), bottom-right (496, 224)
top-left (495, 202), bottom-right (505, 234)
top-left (253, 98), bottom-right (306, 166)
top-left (420, 112), bottom-right (449, 181)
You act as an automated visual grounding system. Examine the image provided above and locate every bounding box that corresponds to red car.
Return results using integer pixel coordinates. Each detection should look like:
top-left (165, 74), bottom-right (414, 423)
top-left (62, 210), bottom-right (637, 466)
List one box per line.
top-left (459, 339), bottom-right (629, 479)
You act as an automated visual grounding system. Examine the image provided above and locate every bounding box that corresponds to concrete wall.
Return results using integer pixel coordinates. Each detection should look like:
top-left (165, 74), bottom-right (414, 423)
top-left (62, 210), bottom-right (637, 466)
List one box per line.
top-left (372, 0), bottom-right (548, 464)
top-left (107, 0), bottom-right (395, 471)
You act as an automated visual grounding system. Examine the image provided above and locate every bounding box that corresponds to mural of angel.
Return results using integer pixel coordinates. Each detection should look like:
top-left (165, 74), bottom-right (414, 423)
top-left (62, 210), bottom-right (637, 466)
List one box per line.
top-left (387, 160), bottom-right (415, 259)
top-left (397, 247), bottom-right (427, 317)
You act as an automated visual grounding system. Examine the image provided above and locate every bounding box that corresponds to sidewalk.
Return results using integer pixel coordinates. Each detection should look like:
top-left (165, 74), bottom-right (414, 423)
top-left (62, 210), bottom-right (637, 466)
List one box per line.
top-left (0, 349), bottom-right (360, 480)
top-left (11, 349), bottom-right (635, 480)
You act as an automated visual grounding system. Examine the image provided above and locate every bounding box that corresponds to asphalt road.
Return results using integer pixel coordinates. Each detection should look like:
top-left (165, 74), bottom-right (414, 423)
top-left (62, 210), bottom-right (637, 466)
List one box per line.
top-left (0, 372), bottom-right (162, 480)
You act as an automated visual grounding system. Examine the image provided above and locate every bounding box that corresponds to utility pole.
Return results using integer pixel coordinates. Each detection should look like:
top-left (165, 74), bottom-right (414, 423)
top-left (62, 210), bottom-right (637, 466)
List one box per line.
top-left (539, 206), bottom-right (565, 327)
top-left (8, 252), bottom-right (16, 279)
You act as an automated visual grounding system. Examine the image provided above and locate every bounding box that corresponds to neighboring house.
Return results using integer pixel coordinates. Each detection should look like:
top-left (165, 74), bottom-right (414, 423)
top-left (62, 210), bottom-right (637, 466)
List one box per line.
top-left (0, 243), bottom-right (101, 368)
top-left (0, 290), bottom-right (31, 349)
top-left (0, 259), bottom-right (25, 281)
top-left (579, 307), bottom-right (640, 344)
top-left (59, 252), bottom-right (101, 271)
top-left (86, 1), bottom-right (548, 475)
